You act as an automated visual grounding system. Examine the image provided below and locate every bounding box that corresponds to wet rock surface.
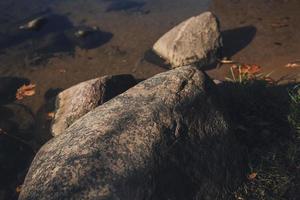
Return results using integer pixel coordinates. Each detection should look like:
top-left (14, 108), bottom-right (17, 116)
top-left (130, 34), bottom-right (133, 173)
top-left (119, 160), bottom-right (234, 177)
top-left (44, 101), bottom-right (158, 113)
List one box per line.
top-left (19, 66), bottom-right (245, 200)
top-left (153, 12), bottom-right (222, 69)
top-left (52, 74), bottom-right (136, 136)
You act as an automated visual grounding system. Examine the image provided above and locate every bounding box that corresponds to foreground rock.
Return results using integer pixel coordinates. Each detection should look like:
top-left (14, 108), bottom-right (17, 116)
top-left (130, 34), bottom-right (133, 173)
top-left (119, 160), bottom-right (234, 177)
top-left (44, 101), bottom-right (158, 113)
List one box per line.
top-left (19, 66), bottom-right (245, 200)
top-left (51, 75), bottom-right (136, 136)
top-left (153, 12), bottom-right (222, 69)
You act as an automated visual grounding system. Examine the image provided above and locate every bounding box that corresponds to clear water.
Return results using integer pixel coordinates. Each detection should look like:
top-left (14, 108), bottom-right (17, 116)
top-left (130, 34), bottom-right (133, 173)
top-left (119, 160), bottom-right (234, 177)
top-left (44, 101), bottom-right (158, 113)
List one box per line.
top-left (0, 0), bottom-right (211, 70)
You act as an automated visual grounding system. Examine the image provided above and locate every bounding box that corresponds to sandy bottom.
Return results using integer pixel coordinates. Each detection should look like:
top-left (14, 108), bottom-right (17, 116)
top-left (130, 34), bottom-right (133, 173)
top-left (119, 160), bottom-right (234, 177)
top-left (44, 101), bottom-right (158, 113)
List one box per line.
top-left (0, 0), bottom-right (299, 113)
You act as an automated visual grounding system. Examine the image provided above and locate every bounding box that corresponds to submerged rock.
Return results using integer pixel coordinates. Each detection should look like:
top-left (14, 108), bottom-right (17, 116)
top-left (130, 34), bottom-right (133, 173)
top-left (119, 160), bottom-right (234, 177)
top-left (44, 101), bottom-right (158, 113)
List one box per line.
top-left (51, 74), bottom-right (136, 136)
top-left (74, 26), bottom-right (99, 38)
top-left (19, 17), bottom-right (48, 31)
top-left (153, 12), bottom-right (222, 69)
top-left (19, 66), bottom-right (245, 200)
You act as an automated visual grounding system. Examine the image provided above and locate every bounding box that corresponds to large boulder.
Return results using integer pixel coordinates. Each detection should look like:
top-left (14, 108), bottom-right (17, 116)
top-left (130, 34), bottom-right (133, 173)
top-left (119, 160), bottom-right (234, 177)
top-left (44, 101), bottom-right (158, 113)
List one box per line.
top-left (153, 12), bottom-right (222, 69)
top-left (19, 66), bottom-right (245, 200)
top-left (51, 75), bottom-right (136, 136)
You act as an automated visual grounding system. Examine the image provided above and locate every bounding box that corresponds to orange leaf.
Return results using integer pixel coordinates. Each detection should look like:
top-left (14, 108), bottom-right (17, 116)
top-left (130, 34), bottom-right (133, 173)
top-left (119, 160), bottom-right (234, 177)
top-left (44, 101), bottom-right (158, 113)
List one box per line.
top-left (240, 64), bottom-right (261, 75)
top-left (16, 185), bottom-right (22, 193)
top-left (58, 69), bottom-right (66, 73)
top-left (264, 77), bottom-right (275, 84)
top-left (247, 172), bottom-right (257, 180)
top-left (16, 84), bottom-right (36, 100)
top-left (46, 112), bottom-right (55, 120)
top-left (285, 62), bottom-right (300, 68)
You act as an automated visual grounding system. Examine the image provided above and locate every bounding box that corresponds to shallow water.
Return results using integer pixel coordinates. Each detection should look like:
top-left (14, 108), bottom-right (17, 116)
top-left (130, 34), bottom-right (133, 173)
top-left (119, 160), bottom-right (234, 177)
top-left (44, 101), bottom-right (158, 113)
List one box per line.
top-left (0, 0), bottom-right (212, 110)
top-left (0, 0), bottom-right (300, 199)
top-left (1, 0), bottom-right (299, 111)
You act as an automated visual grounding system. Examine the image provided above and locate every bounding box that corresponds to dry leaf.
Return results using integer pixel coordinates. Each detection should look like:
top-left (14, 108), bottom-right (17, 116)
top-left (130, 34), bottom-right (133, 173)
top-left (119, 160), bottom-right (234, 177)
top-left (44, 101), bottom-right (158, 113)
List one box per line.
top-left (247, 172), bottom-right (258, 180)
top-left (219, 57), bottom-right (235, 64)
top-left (16, 84), bottom-right (36, 100)
top-left (263, 77), bottom-right (275, 84)
top-left (16, 185), bottom-right (22, 193)
top-left (58, 69), bottom-right (67, 73)
top-left (285, 61), bottom-right (300, 68)
top-left (232, 64), bottom-right (262, 77)
top-left (46, 112), bottom-right (55, 120)
top-left (240, 64), bottom-right (261, 75)
top-left (271, 22), bottom-right (288, 28)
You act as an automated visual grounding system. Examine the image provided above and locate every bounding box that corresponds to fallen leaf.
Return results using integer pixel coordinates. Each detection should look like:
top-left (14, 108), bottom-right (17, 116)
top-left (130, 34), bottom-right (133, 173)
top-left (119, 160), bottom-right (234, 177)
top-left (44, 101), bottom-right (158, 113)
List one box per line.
top-left (16, 84), bottom-right (36, 100)
top-left (263, 77), bottom-right (276, 84)
top-left (285, 61), bottom-right (300, 68)
top-left (271, 23), bottom-right (288, 28)
top-left (247, 172), bottom-right (258, 180)
top-left (240, 64), bottom-right (261, 75)
top-left (46, 112), bottom-right (55, 120)
top-left (58, 69), bottom-right (66, 73)
top-left (16, 185), bottom-right (22, 193)
top-left (218, 57), bottom-right (235, 64)
top-left (231, 64), bottom-right (262, 77)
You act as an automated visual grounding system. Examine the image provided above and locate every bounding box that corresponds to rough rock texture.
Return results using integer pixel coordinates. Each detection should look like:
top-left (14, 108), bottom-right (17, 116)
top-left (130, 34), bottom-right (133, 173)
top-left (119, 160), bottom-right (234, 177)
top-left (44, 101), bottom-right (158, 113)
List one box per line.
top-left (153, 12), bottom-right (222, 69)
top-left (51, 75), bottom-right (136, 136)
top-left (19, 66), bottom-right (245, 200)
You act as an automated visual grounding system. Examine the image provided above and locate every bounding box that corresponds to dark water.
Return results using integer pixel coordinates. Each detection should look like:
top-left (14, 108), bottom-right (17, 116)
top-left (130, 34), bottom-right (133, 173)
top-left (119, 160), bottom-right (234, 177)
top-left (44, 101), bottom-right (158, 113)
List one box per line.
top-left (0, 0), bottom-right (300, 199)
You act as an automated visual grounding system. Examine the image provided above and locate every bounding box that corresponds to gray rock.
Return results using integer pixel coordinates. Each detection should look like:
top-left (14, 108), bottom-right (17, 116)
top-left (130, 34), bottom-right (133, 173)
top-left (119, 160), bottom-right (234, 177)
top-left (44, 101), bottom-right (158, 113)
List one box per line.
top-left (19, 66), bottom-right (245, 200)
top-left (153, 12), bottom-right (222, 69)
top-left (51, 75), bottom-right (136, 136)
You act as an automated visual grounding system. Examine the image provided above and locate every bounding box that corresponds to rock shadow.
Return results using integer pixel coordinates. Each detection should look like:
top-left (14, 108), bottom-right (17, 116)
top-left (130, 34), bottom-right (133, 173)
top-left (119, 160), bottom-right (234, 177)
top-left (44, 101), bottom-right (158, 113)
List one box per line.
top-left (143, 49), bottom-right (171, 69)
top-left (221, 25), bottom-right (257, 58)
top-left (34, 88), bottom-right (63, 145)
top-left (202, 25), bottom-right (257, 71)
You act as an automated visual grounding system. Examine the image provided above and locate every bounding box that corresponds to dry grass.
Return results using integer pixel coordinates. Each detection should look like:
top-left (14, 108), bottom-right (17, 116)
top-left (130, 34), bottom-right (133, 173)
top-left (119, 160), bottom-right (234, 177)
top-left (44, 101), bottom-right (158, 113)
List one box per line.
top-left (220, 74), bottom-right (300, 199)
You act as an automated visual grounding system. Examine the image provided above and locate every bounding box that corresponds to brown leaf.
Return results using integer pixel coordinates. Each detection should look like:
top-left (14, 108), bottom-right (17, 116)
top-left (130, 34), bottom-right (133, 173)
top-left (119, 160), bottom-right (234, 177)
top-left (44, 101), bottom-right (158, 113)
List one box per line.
top-left (285, 62), bottom-right (300, 68)
top-left (271, 22), bottom-right (288, 28)
top-left (16, 84), bottom-right (36, 100)
top-left (240, 64), bottom-right (261, 75)
top-left (58, 69), bottom-right (67, 73)
top-left (247, 172), bottom-right (257, 180)
top-left (16, 185), bottom-right (22, 193)
top-left (263, 77), bottom-right (276, 84)
top-left (232, 64), bottom-right (262, 76)
top-left (46, 112), bottom-right (55, 120)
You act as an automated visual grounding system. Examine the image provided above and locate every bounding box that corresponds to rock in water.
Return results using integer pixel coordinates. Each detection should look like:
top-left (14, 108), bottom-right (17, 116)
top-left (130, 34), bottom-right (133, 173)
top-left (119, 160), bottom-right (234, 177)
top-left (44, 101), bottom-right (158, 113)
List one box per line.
top-left (51, 75), bottom-right (136, 136)
top-left (153, 12), bottom-right (222, 69)
top-left (19, 66), bottom-right (245, 200)
top-left (19, 17), bottom-right (48, 31)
